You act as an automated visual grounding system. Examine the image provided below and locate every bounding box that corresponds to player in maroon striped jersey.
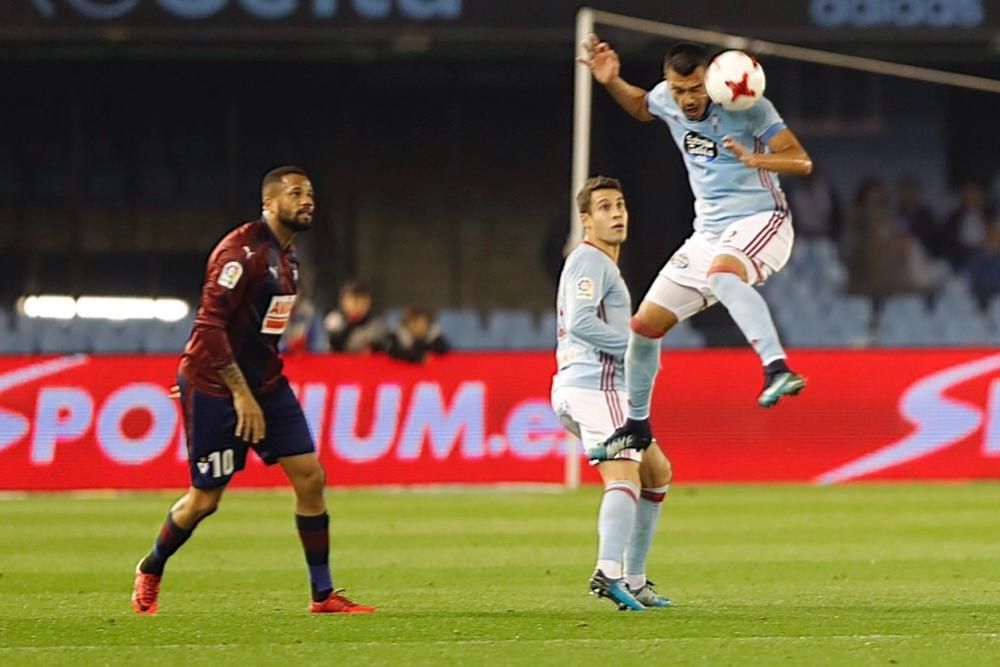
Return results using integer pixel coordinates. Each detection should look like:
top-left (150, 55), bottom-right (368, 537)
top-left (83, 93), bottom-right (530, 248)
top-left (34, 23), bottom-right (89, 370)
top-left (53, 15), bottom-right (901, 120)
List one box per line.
top-left (131, 166), bottom-right (374, 615)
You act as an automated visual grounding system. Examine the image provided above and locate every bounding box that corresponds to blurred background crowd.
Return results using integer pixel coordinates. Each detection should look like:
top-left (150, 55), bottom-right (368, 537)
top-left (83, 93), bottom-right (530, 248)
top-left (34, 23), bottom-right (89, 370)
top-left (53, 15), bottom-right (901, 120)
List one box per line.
top-left (1, 1), bottom-right (997, 355)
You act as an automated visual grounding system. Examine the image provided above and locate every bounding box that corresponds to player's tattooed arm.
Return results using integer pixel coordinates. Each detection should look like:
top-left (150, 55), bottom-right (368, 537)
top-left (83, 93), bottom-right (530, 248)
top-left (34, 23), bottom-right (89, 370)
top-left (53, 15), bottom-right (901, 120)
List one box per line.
top-left (723, 129), bottom-right (813, 175)
top-left (578, 33), bottom-right (655, 122)
top-left (218, 363), bottom-right (266, 444)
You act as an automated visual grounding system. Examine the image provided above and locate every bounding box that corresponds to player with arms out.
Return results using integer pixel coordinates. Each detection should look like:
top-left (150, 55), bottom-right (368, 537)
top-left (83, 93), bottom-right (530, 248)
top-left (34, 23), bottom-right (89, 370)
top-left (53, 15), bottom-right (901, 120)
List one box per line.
top-left (130, 166), bottom-right (374, 615)
top-left (578, 37), bottom-right (813, 459)
top-left (552, 176), bottom-right (673, 611)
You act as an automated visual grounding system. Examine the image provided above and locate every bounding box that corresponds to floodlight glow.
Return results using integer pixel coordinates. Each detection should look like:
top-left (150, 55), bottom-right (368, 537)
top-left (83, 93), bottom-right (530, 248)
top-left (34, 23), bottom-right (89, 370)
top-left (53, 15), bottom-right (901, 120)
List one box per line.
top-left (18, 295), bottom-right (191, 322)
top-left (21, 295), bottom-right (76, 319)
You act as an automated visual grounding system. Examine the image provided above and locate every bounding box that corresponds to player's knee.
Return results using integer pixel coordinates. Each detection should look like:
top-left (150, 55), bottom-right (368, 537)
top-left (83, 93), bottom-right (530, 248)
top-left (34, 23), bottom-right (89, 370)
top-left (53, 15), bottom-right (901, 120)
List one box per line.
top-left (707, 254), bottom-right (750, 284)
top-left (189, 492), bottom-right (221, 520)
top-left (298, 464), bottom-right (326, 497)
top-left (643, 455), bottom-right (672, 487)
top-left (631, 314), bottom-right (666, 339)
top-left (655, 457), bottom-right (673, 486)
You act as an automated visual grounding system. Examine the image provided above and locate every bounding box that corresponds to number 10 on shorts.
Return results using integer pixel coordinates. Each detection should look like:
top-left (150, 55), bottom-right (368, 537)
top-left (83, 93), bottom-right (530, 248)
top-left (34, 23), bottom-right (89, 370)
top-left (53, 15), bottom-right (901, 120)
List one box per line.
top-left (206, 449), bottom-right (235, 478)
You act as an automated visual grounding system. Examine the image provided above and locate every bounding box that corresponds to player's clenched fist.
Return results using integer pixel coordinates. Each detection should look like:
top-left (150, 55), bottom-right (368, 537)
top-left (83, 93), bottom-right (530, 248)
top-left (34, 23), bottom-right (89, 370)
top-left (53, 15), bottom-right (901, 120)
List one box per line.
top-left (577, 33), bottom-right (620, 85)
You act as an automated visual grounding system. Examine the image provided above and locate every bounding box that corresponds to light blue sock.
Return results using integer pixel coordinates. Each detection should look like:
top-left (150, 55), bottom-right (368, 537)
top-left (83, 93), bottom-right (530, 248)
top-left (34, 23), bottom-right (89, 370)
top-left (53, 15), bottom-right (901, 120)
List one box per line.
top-left (625, 331), bottom-right (661, 420)
top-left (596, 480), bottom-right (639, 579)
top-left (624, 485), bottom-right (669, 590)
top-left (707, 271), bottom-right (786, 365)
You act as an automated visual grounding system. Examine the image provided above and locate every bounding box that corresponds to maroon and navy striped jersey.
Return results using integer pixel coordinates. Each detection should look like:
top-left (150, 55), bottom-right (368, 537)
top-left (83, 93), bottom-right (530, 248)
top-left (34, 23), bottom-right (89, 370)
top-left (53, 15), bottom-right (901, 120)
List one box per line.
top-left (179, 219), bottom-right (300, 396)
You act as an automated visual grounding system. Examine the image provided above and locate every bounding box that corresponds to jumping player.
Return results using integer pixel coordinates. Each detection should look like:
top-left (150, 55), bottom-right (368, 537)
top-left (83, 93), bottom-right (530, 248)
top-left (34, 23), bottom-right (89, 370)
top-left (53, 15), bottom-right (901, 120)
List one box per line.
top-left (578, 37), bottom-right (813, 459)
top-left (552, 176), bottom-right (673, 611)
top-left (130, 166), bottom-right (375, 615)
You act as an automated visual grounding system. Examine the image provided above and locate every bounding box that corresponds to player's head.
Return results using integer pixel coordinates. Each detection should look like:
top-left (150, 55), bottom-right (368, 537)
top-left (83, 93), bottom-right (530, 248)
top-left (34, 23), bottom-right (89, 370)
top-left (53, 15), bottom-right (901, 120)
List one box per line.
top-left (663, 42), bottom-right (710, 120)
top-left (577, 176), bottom-right (627, 247)
top-left (262, 165), bottom-right (314, 232)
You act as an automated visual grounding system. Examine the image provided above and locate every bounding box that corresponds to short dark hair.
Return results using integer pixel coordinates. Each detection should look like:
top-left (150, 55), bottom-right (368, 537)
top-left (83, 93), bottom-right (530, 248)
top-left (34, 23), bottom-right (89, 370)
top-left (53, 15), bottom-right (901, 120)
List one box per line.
top-left (340, 280), bottom-right (371, 298)
top-left (401, 306), bottom-right (431, 324)
top-left (262, 165), bottom-right (308, 195)
top-left (664, 43), bottom-right (708, 76)
top-left (576, 176), bottom-right (623, 214)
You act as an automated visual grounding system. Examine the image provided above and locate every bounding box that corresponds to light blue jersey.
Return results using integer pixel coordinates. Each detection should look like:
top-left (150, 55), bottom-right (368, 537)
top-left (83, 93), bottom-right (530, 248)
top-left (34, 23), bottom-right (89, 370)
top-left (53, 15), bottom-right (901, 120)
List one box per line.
top-left (553, 242), bottom-right (631, 392)
top-left (646, 82), bottom-right (788, 233)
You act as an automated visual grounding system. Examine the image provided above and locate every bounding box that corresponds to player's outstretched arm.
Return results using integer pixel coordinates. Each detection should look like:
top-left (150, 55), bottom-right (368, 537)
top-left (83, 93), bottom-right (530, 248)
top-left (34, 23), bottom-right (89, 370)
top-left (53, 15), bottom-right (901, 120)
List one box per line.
top-left (723, 128), bottom-right (813, 176)
top-left (577, 33), bottom-right (655, 122)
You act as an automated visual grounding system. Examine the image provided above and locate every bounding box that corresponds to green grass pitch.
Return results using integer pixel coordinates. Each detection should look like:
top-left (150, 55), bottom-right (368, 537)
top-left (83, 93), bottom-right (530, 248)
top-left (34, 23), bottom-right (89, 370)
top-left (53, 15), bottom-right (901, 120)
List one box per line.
top-left (2, 484), bottom-right (999, 665)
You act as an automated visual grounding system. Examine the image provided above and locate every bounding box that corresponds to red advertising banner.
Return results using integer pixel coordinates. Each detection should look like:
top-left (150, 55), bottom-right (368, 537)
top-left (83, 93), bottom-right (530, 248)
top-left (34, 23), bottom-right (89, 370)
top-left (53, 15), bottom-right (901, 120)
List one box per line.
top-left (1, 350), bottom-right (999, 490)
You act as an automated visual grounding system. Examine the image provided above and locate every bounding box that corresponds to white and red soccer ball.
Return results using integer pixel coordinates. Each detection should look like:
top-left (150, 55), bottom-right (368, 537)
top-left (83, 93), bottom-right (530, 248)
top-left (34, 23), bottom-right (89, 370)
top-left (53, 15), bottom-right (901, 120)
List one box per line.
top-left (705, 50), bottom-right (766, 112)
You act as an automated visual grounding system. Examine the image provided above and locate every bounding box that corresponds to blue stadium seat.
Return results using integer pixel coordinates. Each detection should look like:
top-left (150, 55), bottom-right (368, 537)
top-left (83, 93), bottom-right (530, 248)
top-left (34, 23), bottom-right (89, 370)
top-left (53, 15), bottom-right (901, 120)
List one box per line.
top-left (436, 308), bottom-right (484, 350)
top-left (482, 309), bottom-right (536, 350)
top-left (382, 308), bottom-right (402, 329)
top-left (662, 320), bottom-right (705, 348)
top-left (879, 295), bottom-right (928, 322)
top-left (0, 313), bottom-right (36, 355)
top-left (306, 311), bottom-right (329, 353)
top-left (537, 312), bottom-right (557, 348)
top-left (90, 320), bottom-right (148, 354)
top-left (875, 304), bottom-right (942, 346)
top-left (37, 319), bottom-right (94, 355)
top-left (144, 316), bottom-right (195, 354)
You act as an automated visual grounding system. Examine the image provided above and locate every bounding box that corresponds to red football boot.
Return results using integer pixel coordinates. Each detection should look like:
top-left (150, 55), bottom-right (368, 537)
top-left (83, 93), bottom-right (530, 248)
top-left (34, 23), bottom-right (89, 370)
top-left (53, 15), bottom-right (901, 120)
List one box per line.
top-left (131, 561), bottom-right (161, 615)
top-left (310, 589), bottom-right (376, 614)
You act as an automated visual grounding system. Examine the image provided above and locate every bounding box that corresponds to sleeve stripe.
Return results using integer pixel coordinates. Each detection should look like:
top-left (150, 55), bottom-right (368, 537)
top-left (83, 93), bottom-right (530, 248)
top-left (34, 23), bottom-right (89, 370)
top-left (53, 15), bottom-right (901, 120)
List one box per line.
top-left (757, 121), bottom-right (786, 144)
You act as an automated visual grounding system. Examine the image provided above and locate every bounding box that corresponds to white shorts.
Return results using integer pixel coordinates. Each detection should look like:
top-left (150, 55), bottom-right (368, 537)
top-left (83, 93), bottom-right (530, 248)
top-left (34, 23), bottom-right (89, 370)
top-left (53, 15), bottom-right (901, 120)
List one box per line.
top-left (645, 210), bottom-right (794, 322)
top-left (550, 384), bottom-right (642, 463)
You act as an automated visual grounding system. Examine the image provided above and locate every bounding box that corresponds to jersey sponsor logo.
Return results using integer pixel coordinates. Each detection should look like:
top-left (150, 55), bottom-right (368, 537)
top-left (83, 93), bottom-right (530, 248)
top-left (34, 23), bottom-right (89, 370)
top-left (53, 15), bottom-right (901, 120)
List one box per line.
top-left (670, 252), bottom-right (690, 269)
top-left (218, 261), bottom-right (243, 289)
top-left (683, 132), bottom-right (718, 162)
top-left (261, 294), bottom-right (296, 335)
top-left (575, 278), bottom-right (594, 300)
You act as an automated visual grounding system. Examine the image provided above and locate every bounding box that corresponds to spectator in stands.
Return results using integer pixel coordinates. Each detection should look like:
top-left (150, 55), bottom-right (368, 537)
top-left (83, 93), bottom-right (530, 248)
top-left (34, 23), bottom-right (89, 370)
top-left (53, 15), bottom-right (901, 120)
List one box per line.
top-left (964, 223), bottom-right (1000, 309)
top-left (844, 178), bottom-right (928, 301)
top-left (896, 175), bottom-right (941, 259)
top-left (323, 281), bottom-right (385, 353)
top-left (945, 182), bottom-right (994, 268)
top-left (786, 167), bottom-right (841, 239)
top-left (385, 307), bottom-right (449, 363)
top-left (283, 295), bottom-right (319, 355)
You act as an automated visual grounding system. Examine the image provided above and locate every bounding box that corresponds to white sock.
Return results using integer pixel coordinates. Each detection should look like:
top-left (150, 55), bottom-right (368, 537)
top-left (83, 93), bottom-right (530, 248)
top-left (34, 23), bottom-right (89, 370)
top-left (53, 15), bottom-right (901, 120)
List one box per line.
top-left (707, 271), bottom-right (786, 365)
top-left (624, 484), bottom-right (669, 590)
top-left (595, 480), bottom-right (638, 580)
top-left (597, 559), bottom-right (623, 579)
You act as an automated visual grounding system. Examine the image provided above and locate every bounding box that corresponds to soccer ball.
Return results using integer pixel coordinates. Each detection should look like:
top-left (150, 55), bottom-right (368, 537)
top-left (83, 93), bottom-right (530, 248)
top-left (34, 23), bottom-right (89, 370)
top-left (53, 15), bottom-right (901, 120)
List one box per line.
top-left (705, 50), bottom-right (766, 112)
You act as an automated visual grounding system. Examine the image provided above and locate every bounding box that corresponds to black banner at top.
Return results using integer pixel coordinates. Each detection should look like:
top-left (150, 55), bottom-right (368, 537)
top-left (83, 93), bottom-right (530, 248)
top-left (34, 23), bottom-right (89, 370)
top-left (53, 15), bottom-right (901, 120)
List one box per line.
top-left (2, 1), bottom-right (994, 40)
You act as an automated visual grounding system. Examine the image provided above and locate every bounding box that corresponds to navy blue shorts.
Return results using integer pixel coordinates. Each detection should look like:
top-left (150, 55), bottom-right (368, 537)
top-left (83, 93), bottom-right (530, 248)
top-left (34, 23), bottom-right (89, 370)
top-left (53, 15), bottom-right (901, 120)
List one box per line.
top-left (179, 376), bottom-right (315, 489)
